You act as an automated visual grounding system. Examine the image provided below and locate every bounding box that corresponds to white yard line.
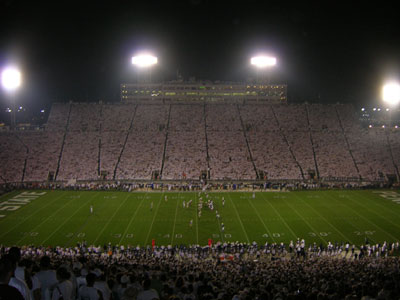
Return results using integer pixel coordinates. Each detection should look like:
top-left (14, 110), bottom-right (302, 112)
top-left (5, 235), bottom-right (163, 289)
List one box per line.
top-left (351, 193), bottom-right (400, 232)
top-left (288, 193), bottom-right (343, 244)
top-left (144, 193), bottom-right (163, 246)
top-left (93, 193), bottom-right (131, 245)
top-left (327, 193), bottom-right (398, 242)
top-left (259, 193), bottom-right (298, 241)
top-left (297, 193), bottom-right (356, 244)
top-left (246, 195), bottom-right (275, 243)
top-left (5, 191), bottom-right (70, 241)
top-left (170, 192), bottom-right (181, 245)
top-left (227, 193), bottom-right (250, 243)
top-left (118, 192), bottom-right (149, 245)
top-left (40, 193), bottom-right (99, 245)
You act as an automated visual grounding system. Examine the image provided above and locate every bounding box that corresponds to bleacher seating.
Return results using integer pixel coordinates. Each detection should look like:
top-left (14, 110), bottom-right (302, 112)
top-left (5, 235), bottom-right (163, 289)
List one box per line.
top-left (0, 101), bottom-right (398, 183)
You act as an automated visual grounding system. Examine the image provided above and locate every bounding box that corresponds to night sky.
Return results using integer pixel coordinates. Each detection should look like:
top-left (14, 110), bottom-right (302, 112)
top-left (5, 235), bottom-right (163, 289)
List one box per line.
top-left (1, 1), bottom-right (400, 117)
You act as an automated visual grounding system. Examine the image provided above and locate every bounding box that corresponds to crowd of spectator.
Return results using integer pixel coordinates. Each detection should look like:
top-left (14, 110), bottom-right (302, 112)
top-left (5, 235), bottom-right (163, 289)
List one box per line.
top-left (1, 240), bottom-right (400, 300)
top-left (0, 102), bottom-right (398, 184)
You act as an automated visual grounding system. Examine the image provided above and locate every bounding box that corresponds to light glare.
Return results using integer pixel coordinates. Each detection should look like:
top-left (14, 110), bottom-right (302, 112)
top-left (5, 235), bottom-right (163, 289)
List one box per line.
top-left (382, 82), bottom-right (400, 106)
top-left (132, 55), bottom-right (158, 68)
top-left (1, 68), bottom-right (21, 91)
top-left (251, 56), bottom-right (277, 68)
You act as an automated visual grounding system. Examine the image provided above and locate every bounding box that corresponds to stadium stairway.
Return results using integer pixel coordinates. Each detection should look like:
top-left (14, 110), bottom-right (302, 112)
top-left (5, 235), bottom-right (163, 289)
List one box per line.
top-left (335, 105), bottom-right (362, 181)
top-left (15, 133), bottom-right (29, 182)
top-left (159, 104), bottom-right (171, 179)
top-left (384, 131), bottom-right (400, 181)
top-left (237, 104), bottom-right (259, 179)
top-left (270, 105), bottom-right (305, 180)
top-left (305, 104), bottom-right (320, 179)
top-left (55, 103), bottom-right (72, 181)
top-left (203, 103), bottom-right (211, 179)
top-left (97, 103), bottom-right (103, 177)
top-left (113, 104), bottom-right (137, 180)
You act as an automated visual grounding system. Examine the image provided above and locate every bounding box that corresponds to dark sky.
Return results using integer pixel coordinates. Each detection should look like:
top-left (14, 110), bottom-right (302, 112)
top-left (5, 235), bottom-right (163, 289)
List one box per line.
top-left (1, 0), bottom-right (400, 113)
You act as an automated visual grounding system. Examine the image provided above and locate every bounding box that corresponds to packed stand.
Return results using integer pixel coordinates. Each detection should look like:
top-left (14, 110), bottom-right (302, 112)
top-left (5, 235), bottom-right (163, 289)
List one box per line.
top-left (0, 133), bottom-right (27, 183)
top-left (163, 105), bottom-right (207, 179)
top-left (1, 102), bottom-right (399, 183)
top-left (18, 132), bottom-right (63, 182)
top-left (1, 241), bottom-right (400, 300)
top-left (45, 103), bottom-right (70, 131)
top-left (116, 105), bottom-right (169, 180)
top-left (57, 132), bottom-right (100, 181)
top-left (99, 104), bottom-right (136, 179)
top-left (348, 129), bottom-right (396, 181)
top-left (206, 104), bottom-right (254, 179)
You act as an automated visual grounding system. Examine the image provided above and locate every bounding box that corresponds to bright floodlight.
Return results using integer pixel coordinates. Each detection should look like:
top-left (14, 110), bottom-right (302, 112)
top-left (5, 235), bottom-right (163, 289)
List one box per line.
top-left (1, 68), bottom-right (21, 91)
top-left (382, 82), bottom-right (400, 106)
top-left (132, 54), bottom-right (158, 68)
top-left (251, 56), bottom-right (277, 68)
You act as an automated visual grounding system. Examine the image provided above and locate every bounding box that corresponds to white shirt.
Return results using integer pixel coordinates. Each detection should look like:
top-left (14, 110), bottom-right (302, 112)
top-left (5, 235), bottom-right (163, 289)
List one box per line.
top-left (14, 266), bottom-right (42, 299)
top-left (36, 270), bottom-right (58, 300)
top-left (52, 280), bottom-right (73, 300)
top-left (94, 281), bottom-right (111, 300)
top-left (9, 276), bottom-right (31, 300)
top-left (79, 286), bottom-right (101, 300)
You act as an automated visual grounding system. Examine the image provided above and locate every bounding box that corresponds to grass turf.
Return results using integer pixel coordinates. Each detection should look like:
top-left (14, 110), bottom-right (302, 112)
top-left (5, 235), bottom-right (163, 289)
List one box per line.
top-left (0, 189), bottom-right (399, 248)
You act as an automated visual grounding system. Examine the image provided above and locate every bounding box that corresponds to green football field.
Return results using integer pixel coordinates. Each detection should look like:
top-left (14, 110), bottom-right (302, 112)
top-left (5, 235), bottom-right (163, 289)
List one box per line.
top-left (1, 189), bottom-right (400, 248)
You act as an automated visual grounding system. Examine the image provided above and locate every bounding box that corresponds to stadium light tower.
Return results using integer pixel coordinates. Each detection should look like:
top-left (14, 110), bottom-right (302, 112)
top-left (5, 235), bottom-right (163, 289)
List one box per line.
top-left (250, 55), bottom-right (277, 84)
top-left (382, 81), bottom-right (400, 128)
top-left (251, 56), bottom-right (277, 68)
top-left (131, 54), bottom-right (158, 83)
top-left (1, 67), bottom-right (21, 130)
top-left (382, 82), bottom-right (400, 106)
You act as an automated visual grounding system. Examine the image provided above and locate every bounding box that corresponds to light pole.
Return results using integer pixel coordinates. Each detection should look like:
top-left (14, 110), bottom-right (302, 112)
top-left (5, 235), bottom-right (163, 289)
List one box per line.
top-left (1, 67), bottom-right (21, 130)
top-left (382, 82), bottom-right (400, 128)
top-left (250, 56), bottom-right (277, 102)
top-left (250, 55), bottom-right (277, 84)
top-left (131, 54), bottom-right (158, 83)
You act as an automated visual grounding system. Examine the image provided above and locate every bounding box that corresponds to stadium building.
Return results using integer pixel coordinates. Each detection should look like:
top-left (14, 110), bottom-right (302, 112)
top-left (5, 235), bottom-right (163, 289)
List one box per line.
top-left (120, 81), bottom-right (287, 103)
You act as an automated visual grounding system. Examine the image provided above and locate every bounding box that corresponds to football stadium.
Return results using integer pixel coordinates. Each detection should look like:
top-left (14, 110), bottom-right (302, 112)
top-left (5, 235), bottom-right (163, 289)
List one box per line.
top-left (1, 77), bottom-right (400, 299)
top-left (2, 3), bottom-right (400, 298)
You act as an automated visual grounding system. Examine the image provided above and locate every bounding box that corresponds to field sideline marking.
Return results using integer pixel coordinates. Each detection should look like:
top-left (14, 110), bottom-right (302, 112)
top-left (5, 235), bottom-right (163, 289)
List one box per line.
top-left (39, 193), bottom-right (99, 245)
top-left (292, 193), bottom-right (354, 244)
top-left (259, 193), bottom-right (298, 241)
top-left (0, 191), bottom-right (68, 239)
top-left (227, 193), bottom-right (250, 243)
top-left (118, 192), bottom-right (149, 245)
top-left (170, 191), bottom-right (181, 245)
top-left (144, 193), bottom-right (163, 246)
top-left (93, 193), bottom-right (132, 245)
top-left (326, 193), bottom-right (397, 242)
top-left (245, 194), bottom-right (275, 243)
